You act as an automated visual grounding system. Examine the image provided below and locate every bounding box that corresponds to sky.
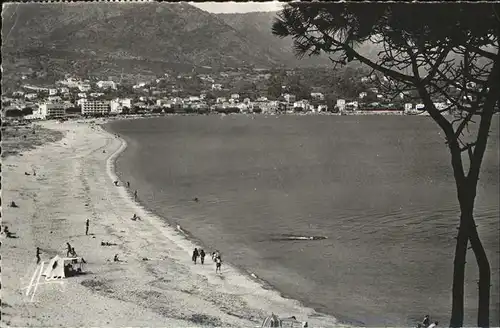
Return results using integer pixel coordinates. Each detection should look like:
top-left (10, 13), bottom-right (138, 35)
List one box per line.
top-left (190, 1), bottom-right (284, 13)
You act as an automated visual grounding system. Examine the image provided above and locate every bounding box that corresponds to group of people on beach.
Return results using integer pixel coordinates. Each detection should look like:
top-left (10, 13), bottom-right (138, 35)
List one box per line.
top-left (417, 314), bottom-right (438, 328)
top-left (192, 248), bottom-right (223, 273)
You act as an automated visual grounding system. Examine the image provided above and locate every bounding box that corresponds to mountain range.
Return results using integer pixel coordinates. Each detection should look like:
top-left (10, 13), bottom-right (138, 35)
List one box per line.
top-left (1, 2), bottom-right (334, 86)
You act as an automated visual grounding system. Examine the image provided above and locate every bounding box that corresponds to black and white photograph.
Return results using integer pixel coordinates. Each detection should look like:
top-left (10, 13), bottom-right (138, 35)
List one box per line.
top-left (1, 1), bottom-right (499, 327)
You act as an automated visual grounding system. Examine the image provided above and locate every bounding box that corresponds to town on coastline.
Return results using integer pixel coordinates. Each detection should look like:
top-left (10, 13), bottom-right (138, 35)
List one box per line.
top-left (2, 66), bottom-right (478, 122)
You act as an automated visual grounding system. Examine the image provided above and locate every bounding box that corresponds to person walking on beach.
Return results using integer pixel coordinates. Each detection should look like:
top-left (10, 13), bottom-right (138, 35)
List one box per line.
top-left (134, 190), bottom-right (138, 200)
top-left (192, 248), bottom-right (199, 264)
top-left (422, 315), bottom-right (430, 328)
top-left (66, 242), bottom-right (72, 257)
top-left (85, 218), bottom-right (90, 235)
top-left (215, 255), bottom-right (222, 274)
top-left (200, 249), bottom-right (206, 264)
top-left (36, 247), bottom-right (41, 264)
top-left (127, 181), bottom-right (130, 188)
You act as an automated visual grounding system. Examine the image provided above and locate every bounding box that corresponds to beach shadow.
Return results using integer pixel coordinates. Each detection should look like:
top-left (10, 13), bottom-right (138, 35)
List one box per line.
top-left (187, 313), bottom-right (222, 327)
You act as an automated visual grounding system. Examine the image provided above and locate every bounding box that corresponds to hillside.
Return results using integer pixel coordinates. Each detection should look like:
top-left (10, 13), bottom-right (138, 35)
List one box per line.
top-left (1, 3), bottom-right (299, 90)
top-left (217, 11), bottom-right (387, 68)
top-left (216, 11), bottom-right (333, 68)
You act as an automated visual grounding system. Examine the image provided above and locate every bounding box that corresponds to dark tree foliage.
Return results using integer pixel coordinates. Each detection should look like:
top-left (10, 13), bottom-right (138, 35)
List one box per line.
top-left (21, 107), bottom-right (34, 116)
top-left (273, 3), bottom-right (499, 327)
top-left (267, 73), bottom-right (286, 99)
top-left (5, 109), bottom-right (24, 117)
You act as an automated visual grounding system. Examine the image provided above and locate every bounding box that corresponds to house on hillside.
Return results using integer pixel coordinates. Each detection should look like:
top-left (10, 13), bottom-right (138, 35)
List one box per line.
top-left (49, 88), bottom-right (58, 96)
top-left (48, 96), bottom-right (62, 102)
top-left (97, 81), bottom-right (117, 90)
top-left (78, 84), bottom-right (91, 92)
top-left (283, 94), bottom-right (296, 103)
top-left (212, 83), bottom-right (222, 91)
top-left (111, 98), bottom-right (132, 114)
top-left (24, 93), bottom-right (38, 100)
top-left (293, 100), bottom-right (311, 112)
top-left (310, 92), bottom-right (324, 101)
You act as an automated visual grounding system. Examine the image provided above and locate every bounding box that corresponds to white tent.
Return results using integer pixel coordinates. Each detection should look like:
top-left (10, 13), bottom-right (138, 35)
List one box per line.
top-left (42, 255), bottom-right (65, 279)
top-left (261, 313), bottom-right (308, 328)
top-left (42, 256), bottom-right (84, 279)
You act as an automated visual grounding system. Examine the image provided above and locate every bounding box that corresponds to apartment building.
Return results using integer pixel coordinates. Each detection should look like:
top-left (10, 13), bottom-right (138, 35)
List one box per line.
top-left (81, 100), bottom-right (110, 115)
top-left (37, 102), bottom-right (66, 119)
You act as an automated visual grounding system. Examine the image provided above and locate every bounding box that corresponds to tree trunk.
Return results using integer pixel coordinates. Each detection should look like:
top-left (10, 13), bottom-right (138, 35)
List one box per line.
top-left (449, 206), bottom-right (470, 328)
top-left (468, 213), bottom-right (491, 327)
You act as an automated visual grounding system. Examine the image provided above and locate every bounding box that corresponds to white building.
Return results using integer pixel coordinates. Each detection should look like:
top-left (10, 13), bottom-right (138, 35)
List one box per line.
top-left (404, 103), bottom-right (413, 113)
top-left (59, 87), bottom-right (69, 94)
top-left (111, 98), bottom-right (132, 113)
top-left (25, 93), bottom-right (38, 100)
top-left (336, 99), bottom-right (346, 112)
top-left (77, 93), bottom-right (87, 98)
top-left (230, 94), bottom-right (240, 100)
top-left (293, 100), bottom-right (310, 110)
top-left (47, 96), bottom-right (62, 102)
top-left (37, 102), bottom-right (66, 119)
top-left (315, 104), bottom-right (328, 113)
top-left (283, 94), bottom-right (296, 103)
top-left (57, 77), bottom-right (82, 88)
top-left (90, 92), bottom-right (105, 98)
top-left (310, 92), bottom-right (325, 101)
top-left (81, 100), bottom-right (110, 115)
top-left (237, 103), bottom-right (250, 113)
top-left (96, 81), bottom-right (117, 90)
top-left (346, 101), bottom-right (359, 111)
top-left (359, 92), bottom-right (367, 99)
top-left (156, 99), bottom-right (170, 107)
top-left (212, 83), bottom-right (222, 91)
top-left (78, 84), bottom-right (91, 92)
top-left (48, 88), bottom-right (58, 96)
top-left (216, 97), bottom-right (227, 104)
top-left (433, 102), bottom-right (448, 110)
top-left (77, 98), bottom-right (87, 107)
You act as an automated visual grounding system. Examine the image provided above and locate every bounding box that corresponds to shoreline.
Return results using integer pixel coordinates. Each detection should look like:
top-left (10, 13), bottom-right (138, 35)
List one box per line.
top-left (103, 120), bottom-right (363, 327)
top-left (2, 118), bottom-right (345, 328)
top-left (102, 121), bottom-right (348, 327)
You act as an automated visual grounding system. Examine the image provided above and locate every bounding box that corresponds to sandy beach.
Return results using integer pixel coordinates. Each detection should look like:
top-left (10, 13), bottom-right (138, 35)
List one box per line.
top-left (2, 119), bottom-right (344, 327)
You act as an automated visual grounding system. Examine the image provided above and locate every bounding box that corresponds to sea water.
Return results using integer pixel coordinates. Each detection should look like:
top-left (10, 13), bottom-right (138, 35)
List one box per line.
top-left (108, 115), bottom-right (499, 326)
